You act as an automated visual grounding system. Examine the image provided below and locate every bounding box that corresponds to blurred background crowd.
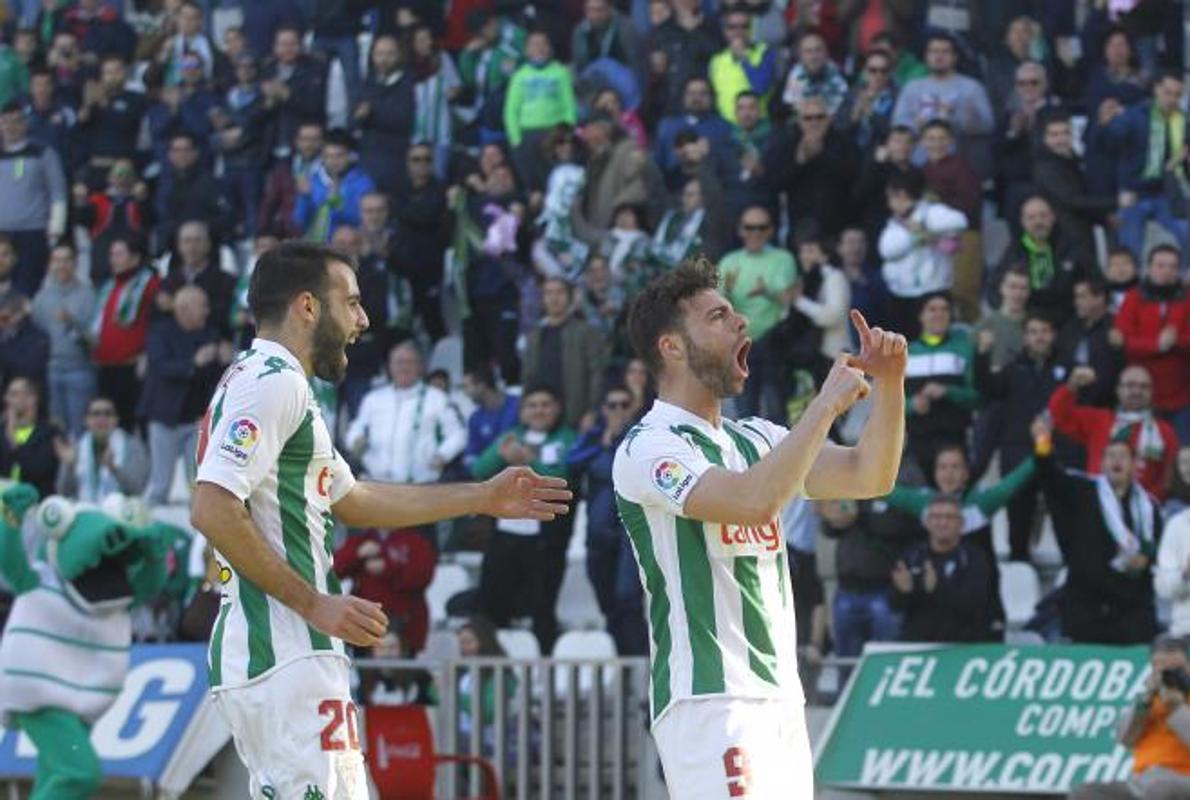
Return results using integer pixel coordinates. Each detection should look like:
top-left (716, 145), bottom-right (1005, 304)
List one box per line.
top-left (0, 0), bottom-right (1185, 705)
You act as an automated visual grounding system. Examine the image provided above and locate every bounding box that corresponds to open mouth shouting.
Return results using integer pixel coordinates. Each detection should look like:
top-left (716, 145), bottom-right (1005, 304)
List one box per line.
top-left (734, 338), bottom-right (751, 380)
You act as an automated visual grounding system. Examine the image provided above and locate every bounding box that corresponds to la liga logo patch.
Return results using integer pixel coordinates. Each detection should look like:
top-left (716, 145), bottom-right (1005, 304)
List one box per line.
top-left (652, 458), bottom-right (695, 504)
top-left (218, 416), bottom-right (262, 466)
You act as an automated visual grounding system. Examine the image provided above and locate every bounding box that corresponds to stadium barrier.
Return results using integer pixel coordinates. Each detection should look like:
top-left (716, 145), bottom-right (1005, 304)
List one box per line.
top-left (356, 656), bottom-right (654, 800)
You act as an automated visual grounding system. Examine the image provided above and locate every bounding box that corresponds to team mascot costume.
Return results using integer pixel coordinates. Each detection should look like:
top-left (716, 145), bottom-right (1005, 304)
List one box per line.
top-left (0, 484), bottom-right (176, 798)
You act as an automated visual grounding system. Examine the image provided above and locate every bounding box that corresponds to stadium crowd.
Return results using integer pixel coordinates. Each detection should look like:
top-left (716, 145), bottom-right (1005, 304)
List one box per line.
top-left (0, 0), bottom-right (1185, 710)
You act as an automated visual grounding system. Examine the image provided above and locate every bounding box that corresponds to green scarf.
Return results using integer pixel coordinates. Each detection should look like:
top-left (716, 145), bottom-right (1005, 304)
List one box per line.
top-left (1144, 104), bottom-right (1185, 182)
top-left (1021, 234), bottom-right (1054, 290)
top-left (305, 190), bottom-right (344, 243)
top-left (447, 190), bottom-right (485, 320)
top-left (649, 209), bottom-right (705, 271)
top-left (91, 269), bottom-right (153, 340)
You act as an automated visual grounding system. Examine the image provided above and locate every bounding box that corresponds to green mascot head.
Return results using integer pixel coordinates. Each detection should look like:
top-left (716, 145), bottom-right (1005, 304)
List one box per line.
top-left (25, 491), bottom-right (170, 613)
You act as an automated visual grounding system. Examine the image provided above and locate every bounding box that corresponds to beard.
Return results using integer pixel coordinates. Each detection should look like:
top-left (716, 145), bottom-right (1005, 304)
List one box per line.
top-left (311, 308), bottom-right (348, 383)
top-left (683, 332), bottom-right (739, 399)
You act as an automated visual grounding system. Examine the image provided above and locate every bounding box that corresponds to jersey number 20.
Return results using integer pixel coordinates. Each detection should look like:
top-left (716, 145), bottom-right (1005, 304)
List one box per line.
top-left (319, 699), bottom-right (360, 751)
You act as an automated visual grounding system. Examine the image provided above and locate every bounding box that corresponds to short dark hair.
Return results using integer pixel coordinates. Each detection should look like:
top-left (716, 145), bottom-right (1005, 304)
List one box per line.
top-left (735, 90), bottom-right (759, 105)
top-left (627, 255), bottom-right (720, 378)
top-left (1108, 245), bottom-right (1137, 262)
top-left (1073, 274), bottom-right (1107, 296)
top-left (922, 118), bottom-right (954, 137)
top-left (927, 493), bottom-right (963, 513)
top-left (932, 443), bottom-right (968, 470)
top-left (1024, 309), bottom-right (1055, 329)
top-left (886, 168), bottom-right (925, 199)
top-left (324, 128), bottom-right (356, 151)
top-left (521, 382), bottom-right (560, 403)
top-left (109, 234), bottom-right (146, 259)
top-left (1148, 243), bottom-right (1182, 264)
top-left (1039, 108), bottom-right (1072, 130)
top-left (1155, 69), bottom-right (1184, 88)
top-left (464, 365), bottom-right (496, 390)
top-left (248, 241), bottom-right (354, 327)
top-left (925, 31), bottom-right (956, 51)
top-left (1002, 264), bottom-right (1029, 283)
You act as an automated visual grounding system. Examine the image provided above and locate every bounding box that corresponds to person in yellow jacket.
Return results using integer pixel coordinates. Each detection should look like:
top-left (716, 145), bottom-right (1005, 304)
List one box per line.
top-left (708, 8), bottom-right (778, 124)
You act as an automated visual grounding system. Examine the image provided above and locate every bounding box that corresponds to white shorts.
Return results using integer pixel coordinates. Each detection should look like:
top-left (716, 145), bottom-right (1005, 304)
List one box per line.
top-left (212, 655), bottom-right (368, 799)
top-left (652, 698), bottom-right (814, 799)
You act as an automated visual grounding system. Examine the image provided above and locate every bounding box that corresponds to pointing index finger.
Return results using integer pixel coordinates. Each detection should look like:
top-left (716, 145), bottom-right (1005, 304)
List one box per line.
top-left (849, 308), bottom-right (872, 343)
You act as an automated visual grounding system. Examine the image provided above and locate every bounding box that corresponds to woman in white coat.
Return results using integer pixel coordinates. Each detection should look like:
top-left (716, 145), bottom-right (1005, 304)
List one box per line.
top-left (878, 170), bottom-right (968, 339)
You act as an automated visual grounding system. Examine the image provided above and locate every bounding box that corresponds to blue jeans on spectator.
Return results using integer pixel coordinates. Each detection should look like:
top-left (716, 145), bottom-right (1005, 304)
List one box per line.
top-left (1119, 195), bottom-right (1190, 270)
top-left (832, 588), bottom-right (902, 658)
top-left (48, 366), bottom-right (95, 439)
top-left (311, 34), bottom-right (361, 110)
top-left (146, 421), bottom-right (197, 506)
top-left (222, 164), bottom-right (263, 240)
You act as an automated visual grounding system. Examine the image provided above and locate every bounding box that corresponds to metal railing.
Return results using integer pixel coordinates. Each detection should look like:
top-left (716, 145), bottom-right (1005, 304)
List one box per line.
top-left (356, 656), bottom-right (654, 800)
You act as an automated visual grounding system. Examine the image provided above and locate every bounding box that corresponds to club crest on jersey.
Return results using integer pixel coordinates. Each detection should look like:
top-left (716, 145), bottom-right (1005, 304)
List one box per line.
top-left (652, 458), bottom-right (695, 504)
top-left (218, 416), bottom-right (261, 466)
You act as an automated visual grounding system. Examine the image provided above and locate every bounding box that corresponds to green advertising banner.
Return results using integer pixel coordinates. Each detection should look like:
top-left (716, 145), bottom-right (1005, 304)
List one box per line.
top-left (815, 644), bottom-right (1151, 794)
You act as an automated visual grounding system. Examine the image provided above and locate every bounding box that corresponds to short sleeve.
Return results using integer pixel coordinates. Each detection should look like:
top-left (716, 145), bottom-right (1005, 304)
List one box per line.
top-left (328, 447), bottom-right (357, 504)
top-left (612, 424), bottom-right (716, 515)
top-left (196, 371), bottom-right (307, 501)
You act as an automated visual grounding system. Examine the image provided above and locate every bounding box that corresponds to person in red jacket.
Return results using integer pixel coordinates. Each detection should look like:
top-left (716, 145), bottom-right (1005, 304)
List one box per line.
top-left (89, 236), bottom-right (159, 431)
top-left (1114, 244), bottom-right (1190, 441)
top-left (334, 528), bottom-right (436, 655)
top-left (1049, 364), bottom-right (1177, 499)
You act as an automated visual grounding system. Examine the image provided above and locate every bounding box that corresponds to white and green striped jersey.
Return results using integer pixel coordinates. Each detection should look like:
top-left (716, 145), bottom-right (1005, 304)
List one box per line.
top-left (612, 400), bottom-right (802, 723)
top-left (195, 338), bottom-right (357, 690)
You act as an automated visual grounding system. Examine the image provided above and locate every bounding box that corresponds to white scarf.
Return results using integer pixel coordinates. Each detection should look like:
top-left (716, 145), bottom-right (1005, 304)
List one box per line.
top-left (1094, 475), bottom-right (1155, 573)
top-left (650, 208), bottom-right (705, 270)
top-left (1111, 410), bottom-right (1166, 462)
top-left (75, 430), bottom-right (127, 504)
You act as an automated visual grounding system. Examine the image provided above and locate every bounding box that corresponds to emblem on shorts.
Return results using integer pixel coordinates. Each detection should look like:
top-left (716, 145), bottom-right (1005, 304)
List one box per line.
top-left (260, 787), bottom-right (276, 799)
top-left (303, 787), bottom-right (325, 800)
top-left (218, 416), bottom-right (262, 466)
top-left (652, 458), bottom-right (695, 505)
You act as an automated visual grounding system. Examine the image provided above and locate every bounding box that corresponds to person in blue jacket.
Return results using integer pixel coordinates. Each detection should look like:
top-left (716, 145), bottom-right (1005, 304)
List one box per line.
top-left (566, 383), bottom-right (646, 655)
top-left (292, 127), bottom-right (376, 242)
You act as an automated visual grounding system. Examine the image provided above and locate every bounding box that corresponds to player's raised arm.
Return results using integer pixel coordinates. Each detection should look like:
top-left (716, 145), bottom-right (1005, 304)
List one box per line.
top-left (683, 353), bottom-right (870, 526)
top-left (332, 466), bottom-right (573, 529)
top-left (804, 309), bottom-right (907, 499)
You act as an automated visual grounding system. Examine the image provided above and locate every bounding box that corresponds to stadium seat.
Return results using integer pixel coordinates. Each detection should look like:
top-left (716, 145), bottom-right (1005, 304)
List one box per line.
top-left (551, 630), bottom-right (616, 660)
top-left (550, 630), bottom-right (617, 697)
top-left (999, 561), bottom-right (1042, 628)
top-left (365, 704), bottom-right (500, 800)
top-left (423, 630), bottom-right (461, 661)
top-left (496, 628), bottom-right (540, 660)
top-left (426, 564), bottom-right (471, 627)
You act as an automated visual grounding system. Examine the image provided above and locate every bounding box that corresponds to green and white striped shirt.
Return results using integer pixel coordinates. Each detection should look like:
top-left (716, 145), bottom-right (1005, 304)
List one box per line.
top-left (612, 400), bottom-right (802, 723)
top-left (195, 339), bottom-right (357, 690)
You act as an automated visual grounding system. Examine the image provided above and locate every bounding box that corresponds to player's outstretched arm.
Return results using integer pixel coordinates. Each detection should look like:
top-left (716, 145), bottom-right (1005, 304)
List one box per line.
top-left (332, 465), bottom-right (573, 529)
top-left (191, 481), bottom-right (388, 647)
top-left (804, 310), bottom-right (907, 500)
top-left (684, 354), bottom-right (869, 526)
